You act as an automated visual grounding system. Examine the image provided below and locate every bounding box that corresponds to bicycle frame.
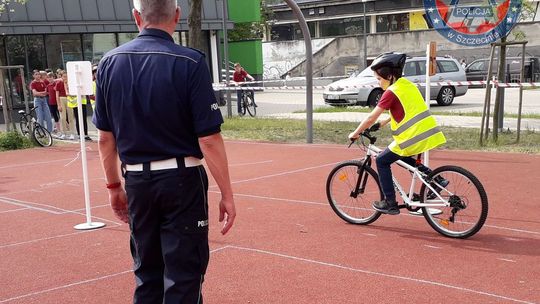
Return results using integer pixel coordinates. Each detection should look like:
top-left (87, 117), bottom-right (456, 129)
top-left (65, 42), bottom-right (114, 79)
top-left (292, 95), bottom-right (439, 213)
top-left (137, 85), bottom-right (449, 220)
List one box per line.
top-left (363, 142), bottom-right (451, 208)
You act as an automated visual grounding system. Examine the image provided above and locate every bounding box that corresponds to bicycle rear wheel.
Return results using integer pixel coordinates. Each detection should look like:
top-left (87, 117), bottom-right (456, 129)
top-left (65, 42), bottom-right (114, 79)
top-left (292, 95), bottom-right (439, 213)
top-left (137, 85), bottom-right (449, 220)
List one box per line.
top-left (239, 95), bottom-right (246, 116)
top-left (245, 93), bottom-right (256, 117)
top-left (326, 160), bottom-right (382, 224)
top-left (19, 119), bottom-right (29, 136)
top-left (420, 165), bottom-right (488, 239)
top-left (32, 124), bottom-right (53, 147)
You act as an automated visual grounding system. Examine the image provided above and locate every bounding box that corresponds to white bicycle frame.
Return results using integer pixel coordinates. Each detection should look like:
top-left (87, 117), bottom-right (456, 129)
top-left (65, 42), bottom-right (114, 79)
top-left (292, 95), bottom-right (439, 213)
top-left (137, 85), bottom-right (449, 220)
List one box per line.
top-left (365, 142), bottom-right (451, 208)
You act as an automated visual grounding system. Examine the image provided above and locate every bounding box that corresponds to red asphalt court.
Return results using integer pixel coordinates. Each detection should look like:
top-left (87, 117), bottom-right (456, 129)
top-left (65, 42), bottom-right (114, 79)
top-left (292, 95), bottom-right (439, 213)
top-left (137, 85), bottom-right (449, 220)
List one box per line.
top-left (0, 141), bottom-right (539, 304)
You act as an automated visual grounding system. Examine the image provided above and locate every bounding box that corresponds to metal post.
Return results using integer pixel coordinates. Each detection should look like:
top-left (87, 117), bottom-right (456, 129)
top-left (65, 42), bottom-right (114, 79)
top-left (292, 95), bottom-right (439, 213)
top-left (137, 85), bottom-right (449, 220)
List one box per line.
top-left (363, 1), bottom-right (368, 69)
top-left (517, 44), bottom-right (526, 142)
top-left (284, 0), bottom-right (313, 143)
top-left (20, 67), bottom-right (30, 113)
top-left (221, 0), bottom-right (232, 118)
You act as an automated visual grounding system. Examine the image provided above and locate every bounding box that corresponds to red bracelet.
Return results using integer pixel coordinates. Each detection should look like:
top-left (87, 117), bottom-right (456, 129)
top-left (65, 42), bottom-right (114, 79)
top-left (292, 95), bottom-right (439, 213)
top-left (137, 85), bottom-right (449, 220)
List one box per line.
top-left (106, 182), bottom-right (121, 189)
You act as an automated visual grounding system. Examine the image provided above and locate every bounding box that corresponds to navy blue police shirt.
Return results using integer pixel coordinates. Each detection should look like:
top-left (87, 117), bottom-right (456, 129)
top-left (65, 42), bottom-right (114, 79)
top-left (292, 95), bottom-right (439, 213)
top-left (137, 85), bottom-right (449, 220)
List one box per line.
top-left (92, 28), bottom-right (223, 164)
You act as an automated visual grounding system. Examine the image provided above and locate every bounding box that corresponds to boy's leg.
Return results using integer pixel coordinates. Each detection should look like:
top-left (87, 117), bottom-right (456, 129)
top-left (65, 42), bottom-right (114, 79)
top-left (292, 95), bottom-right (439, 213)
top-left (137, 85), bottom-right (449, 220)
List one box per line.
top-left (374, 148), bottom-right (402, 214)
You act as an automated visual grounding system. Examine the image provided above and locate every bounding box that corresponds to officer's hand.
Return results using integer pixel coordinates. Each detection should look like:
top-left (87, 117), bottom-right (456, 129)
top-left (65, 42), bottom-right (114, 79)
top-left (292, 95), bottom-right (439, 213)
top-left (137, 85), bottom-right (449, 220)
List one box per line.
top-left (219, 197), bottom-right (236, 235)
top-left (109, 188), bottom-right (128, 223)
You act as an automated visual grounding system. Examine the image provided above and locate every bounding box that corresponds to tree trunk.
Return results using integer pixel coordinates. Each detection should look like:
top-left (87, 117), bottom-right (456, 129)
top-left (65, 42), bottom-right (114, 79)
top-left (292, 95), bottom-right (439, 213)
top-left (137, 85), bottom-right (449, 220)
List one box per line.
top-left (492, 36), bottom-right (507, 142)
top-left (188, 0), bottom-right (203, 51)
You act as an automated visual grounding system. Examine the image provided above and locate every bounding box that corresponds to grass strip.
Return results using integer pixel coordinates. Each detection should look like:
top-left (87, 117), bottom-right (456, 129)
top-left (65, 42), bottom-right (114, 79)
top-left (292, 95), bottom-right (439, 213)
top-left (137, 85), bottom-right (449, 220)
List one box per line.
top-left (222, 117), bottom-right (540, 154)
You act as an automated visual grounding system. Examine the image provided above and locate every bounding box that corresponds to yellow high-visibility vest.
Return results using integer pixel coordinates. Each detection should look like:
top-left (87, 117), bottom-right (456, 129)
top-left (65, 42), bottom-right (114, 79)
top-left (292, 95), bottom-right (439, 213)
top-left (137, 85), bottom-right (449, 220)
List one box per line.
top-left (66, 83), bottom-right (87, 108)
top-left (387, 78), bottom-right (446, 156)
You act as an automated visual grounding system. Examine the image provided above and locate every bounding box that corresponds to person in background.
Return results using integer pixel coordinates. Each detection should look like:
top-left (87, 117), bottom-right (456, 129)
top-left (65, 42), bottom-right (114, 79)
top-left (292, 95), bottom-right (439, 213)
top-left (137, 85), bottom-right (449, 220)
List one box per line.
top-left (460, 59), bottom-right (467, 69)
top-left (66, 78), bottom-right (91, 141)
top-left (30, 70), bottom-right (53, 132)
top-left (92, 0), bottom-right (236, 302)
top-left (232, 62), bottom-right (256, 114)
top-left (55, 71), bottom-right (76, 140)
top-left (46, 72), bottom-right (61, 136)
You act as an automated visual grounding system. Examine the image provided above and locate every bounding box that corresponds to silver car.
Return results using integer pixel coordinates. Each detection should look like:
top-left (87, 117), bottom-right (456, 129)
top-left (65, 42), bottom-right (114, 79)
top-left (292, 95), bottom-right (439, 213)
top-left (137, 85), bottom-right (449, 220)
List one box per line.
top-left (323, 56), bottom-right (468, 107)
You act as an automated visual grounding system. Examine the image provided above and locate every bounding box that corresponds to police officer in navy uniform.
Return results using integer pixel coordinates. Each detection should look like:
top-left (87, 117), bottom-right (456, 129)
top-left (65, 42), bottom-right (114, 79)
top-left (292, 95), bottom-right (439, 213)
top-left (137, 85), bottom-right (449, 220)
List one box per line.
top-left (92, 0), bottom-right (236, 303)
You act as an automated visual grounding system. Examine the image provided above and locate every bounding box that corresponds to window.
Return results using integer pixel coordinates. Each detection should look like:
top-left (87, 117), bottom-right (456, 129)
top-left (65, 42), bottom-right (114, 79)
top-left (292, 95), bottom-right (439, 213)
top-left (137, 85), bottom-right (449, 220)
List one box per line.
top-left (376, 13), bottom-right (409, 32)
top-left (26, 36), bottom-right (47, 72)
top-left (438, 60), bottom-right (459, 73)
top-left (45, 35), bottom-right (83, 71)
top-left (467, 60), bottom-right (486, 71)
top-left (118, 32), bottom-right (139, 45)
top-left (320, 17), bottom-right (369, 37)
top-left (83, 34), bottom-right (117, 64)
top-left (270, 23), bottom-right (315, 41)
top-left (403, 61), bottom-right (418, 76)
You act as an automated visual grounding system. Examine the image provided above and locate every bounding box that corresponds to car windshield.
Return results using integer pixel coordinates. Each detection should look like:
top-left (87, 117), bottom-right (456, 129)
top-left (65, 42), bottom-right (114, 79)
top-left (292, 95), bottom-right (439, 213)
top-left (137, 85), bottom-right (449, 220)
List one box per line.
top-left (350, 67), bottom-right (374, 78)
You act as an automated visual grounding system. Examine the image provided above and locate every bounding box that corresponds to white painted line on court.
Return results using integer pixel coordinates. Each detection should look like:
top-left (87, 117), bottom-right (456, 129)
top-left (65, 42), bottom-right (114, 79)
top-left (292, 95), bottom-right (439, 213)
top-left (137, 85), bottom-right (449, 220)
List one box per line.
top-left (229, 160), bottom-right (274, 167)
top-left (424, 245), bottom-right (441, 249)
top-left (0, 197), bottom-right (64, 215)
top-left (0, 246), bottom-right (231, 303)
top-left (226, 140), bottom-right (351, 150)
top-left (0, 207), bottom-right (29, 214)
top-left (218, 162), bottom-right (337, 187)
top-left (0, 230), bottom-right (98, 249)
top-left (211, 191), bottom-right (540, 237)
top-left (0, 158), bottom-right (74, 170)
top-left (497, 258), bottom-right (517, 263)
top-left (228, 245), bottom-right (535, 304)
top-left (362, 233), bottom-right (377, 237)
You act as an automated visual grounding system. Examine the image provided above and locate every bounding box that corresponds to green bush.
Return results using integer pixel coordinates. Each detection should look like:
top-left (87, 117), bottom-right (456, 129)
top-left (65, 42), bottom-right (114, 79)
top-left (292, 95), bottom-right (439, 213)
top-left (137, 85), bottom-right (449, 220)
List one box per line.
top-left (0, 131), bottom-right (33, 151)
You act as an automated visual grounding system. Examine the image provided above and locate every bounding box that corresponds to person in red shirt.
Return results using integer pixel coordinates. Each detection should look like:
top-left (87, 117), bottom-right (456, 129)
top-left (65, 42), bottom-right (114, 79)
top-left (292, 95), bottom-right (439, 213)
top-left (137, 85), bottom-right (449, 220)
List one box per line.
top-left (232, 62), bottom-right (255, 114)
top-left (55, 71), bottom-right (76, 139)
top-left (46, 72), bottom-right (60, 135)
top-left (30, 70), bottom-right (53, 132)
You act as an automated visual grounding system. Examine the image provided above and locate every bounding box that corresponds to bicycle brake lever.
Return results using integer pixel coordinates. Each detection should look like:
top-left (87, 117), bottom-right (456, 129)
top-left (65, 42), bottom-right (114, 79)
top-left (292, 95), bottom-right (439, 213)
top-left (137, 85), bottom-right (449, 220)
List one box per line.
top-left (348, 138), bottom-right (356, 148)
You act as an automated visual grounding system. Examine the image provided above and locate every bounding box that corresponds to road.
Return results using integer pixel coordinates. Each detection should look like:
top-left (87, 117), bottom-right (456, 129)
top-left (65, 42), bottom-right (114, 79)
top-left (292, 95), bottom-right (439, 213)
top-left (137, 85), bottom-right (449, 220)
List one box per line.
top-left (220, 88), bottom-right (540, 117)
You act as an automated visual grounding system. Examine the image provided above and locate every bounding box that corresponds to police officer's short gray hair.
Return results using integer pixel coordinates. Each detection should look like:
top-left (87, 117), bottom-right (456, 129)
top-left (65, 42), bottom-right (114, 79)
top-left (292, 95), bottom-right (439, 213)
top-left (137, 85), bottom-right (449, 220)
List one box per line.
top-left (133, 0), bottom-right (177, 24)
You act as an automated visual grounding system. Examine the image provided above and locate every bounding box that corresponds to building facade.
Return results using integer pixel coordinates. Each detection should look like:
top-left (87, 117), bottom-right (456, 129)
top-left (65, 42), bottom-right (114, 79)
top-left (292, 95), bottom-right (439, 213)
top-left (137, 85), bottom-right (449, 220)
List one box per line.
top-left (0, 0), bottom-right (234, 110)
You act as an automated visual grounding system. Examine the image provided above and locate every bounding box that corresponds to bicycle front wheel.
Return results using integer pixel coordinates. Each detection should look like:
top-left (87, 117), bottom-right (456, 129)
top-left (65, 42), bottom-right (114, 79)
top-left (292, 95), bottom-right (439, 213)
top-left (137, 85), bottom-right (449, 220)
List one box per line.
top-left (326, 160), bottom-right (382, 225)
top-left (420, 165), bottom-right (488, 239)
top-left (32, 124), bottom-right (53, 147)
top-left (245, 94), bottom-right (256, 117)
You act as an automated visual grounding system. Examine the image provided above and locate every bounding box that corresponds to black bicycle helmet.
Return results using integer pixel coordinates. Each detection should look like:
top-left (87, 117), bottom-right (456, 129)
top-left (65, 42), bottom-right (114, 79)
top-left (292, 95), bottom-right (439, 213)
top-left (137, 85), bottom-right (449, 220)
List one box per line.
top-left (370, 52), bottom-right (407, 71)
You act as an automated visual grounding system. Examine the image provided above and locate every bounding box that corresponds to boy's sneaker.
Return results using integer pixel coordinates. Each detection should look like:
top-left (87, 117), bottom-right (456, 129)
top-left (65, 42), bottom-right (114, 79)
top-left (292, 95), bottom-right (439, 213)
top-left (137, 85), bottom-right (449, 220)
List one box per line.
top-left (433, 176), bottom-right (449, 187)
top-left (84, 136), bottom-right (93, 141)
top-left (58, 134), bottom-right (66, 140)
top-left (372, 199), bottom-right (400, 215)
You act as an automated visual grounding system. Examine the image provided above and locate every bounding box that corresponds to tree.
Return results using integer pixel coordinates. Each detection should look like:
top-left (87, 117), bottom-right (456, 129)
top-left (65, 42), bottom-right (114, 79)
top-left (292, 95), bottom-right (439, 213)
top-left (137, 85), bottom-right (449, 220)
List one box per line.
top-left (0, 0), bottom-right (27, 15)
top-left (188, 0), bottom-right (203, 50)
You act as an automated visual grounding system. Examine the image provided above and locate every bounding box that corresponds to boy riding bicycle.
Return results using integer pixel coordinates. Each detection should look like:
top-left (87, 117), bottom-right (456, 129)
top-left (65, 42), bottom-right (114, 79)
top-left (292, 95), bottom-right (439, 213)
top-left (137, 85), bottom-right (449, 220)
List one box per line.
top-left (348, 52), bottom-right (448, 215)
top-left (232, 63), bottom-right (256, 114)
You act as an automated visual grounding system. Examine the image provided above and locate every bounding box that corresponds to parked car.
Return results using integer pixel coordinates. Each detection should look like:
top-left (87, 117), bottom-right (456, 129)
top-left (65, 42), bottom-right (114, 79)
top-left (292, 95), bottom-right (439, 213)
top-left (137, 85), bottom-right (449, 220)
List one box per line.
top-left (323, 56), bottom-right (468, 107)
top-left (465, 56), bottom-right (540, 87)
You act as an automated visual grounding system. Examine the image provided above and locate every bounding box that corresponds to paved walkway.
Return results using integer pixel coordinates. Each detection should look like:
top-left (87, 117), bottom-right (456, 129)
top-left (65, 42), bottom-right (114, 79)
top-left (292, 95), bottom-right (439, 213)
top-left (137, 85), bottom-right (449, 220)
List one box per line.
top-left (266, 112), bottom-right (540, 131)
top-left (2, 112), bottom-right (540, 134)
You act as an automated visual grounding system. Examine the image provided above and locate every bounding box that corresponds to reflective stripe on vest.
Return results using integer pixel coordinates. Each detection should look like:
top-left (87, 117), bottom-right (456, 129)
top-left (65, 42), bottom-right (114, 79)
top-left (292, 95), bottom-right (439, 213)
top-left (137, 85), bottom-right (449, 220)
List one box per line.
top-left (387, 78), bottom-right (446, 156)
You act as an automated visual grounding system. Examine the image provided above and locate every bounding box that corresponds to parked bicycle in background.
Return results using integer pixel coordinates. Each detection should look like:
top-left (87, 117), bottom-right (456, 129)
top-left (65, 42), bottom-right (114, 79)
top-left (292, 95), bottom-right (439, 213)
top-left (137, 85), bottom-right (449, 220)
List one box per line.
top-left (233, 62), bottom-right (257, 117)
top-left (18, 106), bottom-right (53, 147)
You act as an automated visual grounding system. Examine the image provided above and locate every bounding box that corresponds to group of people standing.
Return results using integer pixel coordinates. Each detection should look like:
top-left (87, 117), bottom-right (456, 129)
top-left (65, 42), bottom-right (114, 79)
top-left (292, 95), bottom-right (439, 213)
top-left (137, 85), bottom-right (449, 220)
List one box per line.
top-left (29, 68), bottom-right (95, 141)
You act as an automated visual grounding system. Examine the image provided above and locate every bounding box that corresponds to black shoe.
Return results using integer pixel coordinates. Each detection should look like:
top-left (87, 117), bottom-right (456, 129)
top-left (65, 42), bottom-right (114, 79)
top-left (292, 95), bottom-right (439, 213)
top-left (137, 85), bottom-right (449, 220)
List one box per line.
top-left (372, 199), bottom-right (400, 215)
top-left (84, 136), bottom-right (93, 141)
top-left (433, 175), bottom-right (449, 187)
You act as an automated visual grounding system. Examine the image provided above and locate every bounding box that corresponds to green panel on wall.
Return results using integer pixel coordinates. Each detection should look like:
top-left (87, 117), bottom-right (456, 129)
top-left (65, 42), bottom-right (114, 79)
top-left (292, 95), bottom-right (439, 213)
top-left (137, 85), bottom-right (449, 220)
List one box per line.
top-left (228, 40), bottom-right (263, 75)
top-left (228, 0), bottom-right (261, 23)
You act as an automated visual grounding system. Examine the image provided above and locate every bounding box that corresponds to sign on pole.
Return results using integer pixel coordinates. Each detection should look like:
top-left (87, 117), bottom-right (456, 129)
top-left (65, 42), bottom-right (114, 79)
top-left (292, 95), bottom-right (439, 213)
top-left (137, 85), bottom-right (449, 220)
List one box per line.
top-left (66, 61), bottom-right (106, 231)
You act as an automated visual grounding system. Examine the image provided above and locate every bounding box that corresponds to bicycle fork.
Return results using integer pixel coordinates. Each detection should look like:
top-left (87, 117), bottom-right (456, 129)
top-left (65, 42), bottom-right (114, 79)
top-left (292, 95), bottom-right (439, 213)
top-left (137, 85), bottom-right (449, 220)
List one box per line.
top-left (352, 157), bottom-right (372, 198)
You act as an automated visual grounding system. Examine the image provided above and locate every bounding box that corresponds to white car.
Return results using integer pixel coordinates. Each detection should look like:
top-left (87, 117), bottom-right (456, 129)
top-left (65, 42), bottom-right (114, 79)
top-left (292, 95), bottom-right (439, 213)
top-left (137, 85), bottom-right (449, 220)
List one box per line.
top-left (323, 56), bottom-right (468, 107)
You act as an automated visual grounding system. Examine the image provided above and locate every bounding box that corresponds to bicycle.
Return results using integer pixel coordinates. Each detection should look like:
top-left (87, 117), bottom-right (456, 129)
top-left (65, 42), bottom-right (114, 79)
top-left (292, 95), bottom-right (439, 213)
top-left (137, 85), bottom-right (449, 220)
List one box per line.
top-left (326, 126), bottom-right (488, 239)
top-left (18, 106), bottom-right (53, 147)
top-left (238, 86), bottom-right (256, 117)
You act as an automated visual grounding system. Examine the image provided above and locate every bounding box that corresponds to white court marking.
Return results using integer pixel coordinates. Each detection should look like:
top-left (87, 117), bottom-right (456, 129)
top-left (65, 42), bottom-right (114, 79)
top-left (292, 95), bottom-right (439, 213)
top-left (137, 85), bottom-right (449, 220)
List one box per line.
top-left (227, 245), bottom-right (535, 304)
top-left (0, 158), bottom-right (75, 170)
top-left (209, 191), bottom-right (540, 236)
top-left (229, 160), bottom-right (274, 167)
top-left (0, 246), bottom-right (230, 303)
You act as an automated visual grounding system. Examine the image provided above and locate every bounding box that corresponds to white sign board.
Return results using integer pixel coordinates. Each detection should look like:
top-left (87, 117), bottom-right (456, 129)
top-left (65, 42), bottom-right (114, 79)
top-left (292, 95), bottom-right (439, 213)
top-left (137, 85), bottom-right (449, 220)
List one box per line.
top-left (66, 61), bottom-right (93, 95)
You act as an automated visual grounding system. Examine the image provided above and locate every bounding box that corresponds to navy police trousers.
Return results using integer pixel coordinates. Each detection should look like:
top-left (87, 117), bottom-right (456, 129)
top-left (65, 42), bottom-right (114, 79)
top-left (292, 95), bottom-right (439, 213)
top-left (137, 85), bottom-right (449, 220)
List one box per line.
top-left (124, 163), bottom-right (209, 304)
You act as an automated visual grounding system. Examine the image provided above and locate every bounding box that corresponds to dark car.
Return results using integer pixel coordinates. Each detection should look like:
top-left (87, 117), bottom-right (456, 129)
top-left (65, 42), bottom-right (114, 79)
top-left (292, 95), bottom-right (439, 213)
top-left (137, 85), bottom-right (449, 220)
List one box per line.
top-left (465, 56), bottom-right (540, 87)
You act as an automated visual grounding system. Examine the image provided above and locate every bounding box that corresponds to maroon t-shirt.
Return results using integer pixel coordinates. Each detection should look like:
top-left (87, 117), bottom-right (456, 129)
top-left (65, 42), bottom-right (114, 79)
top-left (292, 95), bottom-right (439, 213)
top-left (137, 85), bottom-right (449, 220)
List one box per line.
top-left (30, 80), bottom-right (47, 96)
top-left (233, 70), bottom-right (248, 82)
top-left (47, 81), bottom-right (58, 105)
top-left (54, 80), bottom-right (67, 97)
top-left (377, 90), bottom-right (405, 123)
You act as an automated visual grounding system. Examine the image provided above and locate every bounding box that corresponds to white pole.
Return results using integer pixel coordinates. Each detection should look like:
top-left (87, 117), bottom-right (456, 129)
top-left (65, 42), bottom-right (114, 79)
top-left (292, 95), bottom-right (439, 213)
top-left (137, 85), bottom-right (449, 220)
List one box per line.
top-left (424, 43), bottom-right (431, 167)
top-left (73, 63), bottom-right (105, 230)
